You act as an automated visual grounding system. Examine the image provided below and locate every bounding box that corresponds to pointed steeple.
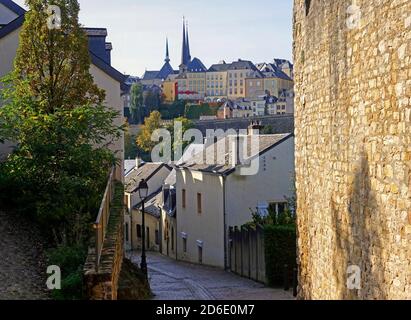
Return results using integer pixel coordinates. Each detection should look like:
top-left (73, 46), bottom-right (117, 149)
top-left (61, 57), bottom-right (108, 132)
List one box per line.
top-left (181, 16), bottom-right (187, 67)
top-left (186, 20), bottom-right (191, 62)
top-left (165, 37), bottom-right (170, 63)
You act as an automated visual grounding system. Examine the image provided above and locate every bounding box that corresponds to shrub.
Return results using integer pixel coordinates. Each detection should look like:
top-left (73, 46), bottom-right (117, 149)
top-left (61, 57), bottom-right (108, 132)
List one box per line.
top-left (184, 103), bottom-right (219, 119)
top-left (264, 224), bottom-right (296, 286)
top-left (47, 245), bottom-right (87, 300)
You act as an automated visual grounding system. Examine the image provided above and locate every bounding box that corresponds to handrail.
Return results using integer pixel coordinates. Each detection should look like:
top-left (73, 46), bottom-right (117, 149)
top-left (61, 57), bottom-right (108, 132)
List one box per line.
top-left (93, 166), bottom-right (116, 271)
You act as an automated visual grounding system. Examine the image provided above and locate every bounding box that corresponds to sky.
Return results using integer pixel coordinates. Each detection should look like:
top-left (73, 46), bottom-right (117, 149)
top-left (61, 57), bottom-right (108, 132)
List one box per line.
top-left (14, 0), bottom-right (294, 77)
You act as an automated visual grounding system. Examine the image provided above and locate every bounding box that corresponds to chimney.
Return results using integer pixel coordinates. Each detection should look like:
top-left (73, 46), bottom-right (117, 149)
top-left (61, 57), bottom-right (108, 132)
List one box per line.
top-left (105, 42), bottom-right (112, 65)
top-left (231, 134), bottom-right (243, 167)
top-left (135, 157), bottom-right (142, 169)
top-left (248, 121), bottom-right (263, 135)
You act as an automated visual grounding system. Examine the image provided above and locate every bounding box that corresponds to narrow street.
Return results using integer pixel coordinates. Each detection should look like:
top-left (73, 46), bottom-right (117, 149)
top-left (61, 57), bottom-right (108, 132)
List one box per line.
top-left (130, 251), bottom-right (293, 300)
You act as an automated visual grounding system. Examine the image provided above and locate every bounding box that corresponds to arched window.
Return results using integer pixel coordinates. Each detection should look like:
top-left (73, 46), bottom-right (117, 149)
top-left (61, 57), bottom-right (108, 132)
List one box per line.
top-left (305, 0), bottom-right (311, 16)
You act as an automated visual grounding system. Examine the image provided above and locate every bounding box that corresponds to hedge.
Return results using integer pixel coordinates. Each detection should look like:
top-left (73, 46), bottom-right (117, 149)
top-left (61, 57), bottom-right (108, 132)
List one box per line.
top-left (184, 103), bottom-right (219, 119)
top-left (264, 224), bottom-right (296, 286)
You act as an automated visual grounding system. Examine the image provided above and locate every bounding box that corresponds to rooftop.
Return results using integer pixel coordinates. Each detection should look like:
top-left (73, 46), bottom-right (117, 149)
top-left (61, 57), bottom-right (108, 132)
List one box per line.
top-left (125, 163), bottom-right (171, 193)
top-left (176, 133), bottom-right (293, 175)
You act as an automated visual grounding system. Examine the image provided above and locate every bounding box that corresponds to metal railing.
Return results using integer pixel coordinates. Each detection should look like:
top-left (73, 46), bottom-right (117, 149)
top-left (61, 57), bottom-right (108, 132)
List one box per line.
top-left (93, 166), bottom-right (116, 271)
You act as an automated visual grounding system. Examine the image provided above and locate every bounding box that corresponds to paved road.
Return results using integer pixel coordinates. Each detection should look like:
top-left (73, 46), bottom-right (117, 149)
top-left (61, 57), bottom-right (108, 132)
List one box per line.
top-left (0, 211), bottom-right (50, 300)
top-left (130, 251), bottom-right (293, 300)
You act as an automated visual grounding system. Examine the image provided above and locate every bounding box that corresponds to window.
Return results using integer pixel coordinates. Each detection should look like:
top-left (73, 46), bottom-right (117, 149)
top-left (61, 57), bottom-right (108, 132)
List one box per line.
top-left (182, 189), bottom-right (186, 208)
top-left (198, 246), bottom-right (203, 264)
top-left (137, 224), bottom-right (142, 238)
top-left (155, 230), bottom-right (159, 245)
top-left (183, 238), bottom-right (187, 253)
top-left (125, 223), bottom-right (129, 242)
top-left (197, 193), bottom-right (202, 214)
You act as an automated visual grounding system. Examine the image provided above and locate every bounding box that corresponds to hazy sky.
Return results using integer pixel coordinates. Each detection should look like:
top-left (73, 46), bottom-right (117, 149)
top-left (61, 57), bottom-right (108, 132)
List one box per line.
top-left (14, 0), bottom-right (294, 77)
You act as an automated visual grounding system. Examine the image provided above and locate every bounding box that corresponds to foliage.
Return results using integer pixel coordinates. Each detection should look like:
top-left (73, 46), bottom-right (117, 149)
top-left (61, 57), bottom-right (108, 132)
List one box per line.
top-left (129, 83), bottom-right (143, 124)
top-left (13, 0), bottom-right (105, 113)
top-left (124, 122), bottom-right (139, 159)
top-left (250, 204), bottom-right (295, 227)
top-left (184, 103), bottom-right (219, 119)
top-left (158, 100), bottom-right (185, 120)
top-left (144, 89), bottom-right (161, 113)
top-left (47, 244), bottom-right (87, 300)
top-left (264, 224), bottom-right (296, 286)
top-left (261, 125), bottom-right (274, 135)
top-left (136, 111), bottom-right (162, 153)
top-left (0, 0), bottom-right (123, 300)
top-left (165, 117), bottom-right (194, 160)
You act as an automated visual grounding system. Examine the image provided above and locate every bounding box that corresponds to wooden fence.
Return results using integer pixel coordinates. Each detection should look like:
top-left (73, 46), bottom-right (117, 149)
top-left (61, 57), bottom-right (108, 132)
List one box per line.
top-left (93, 166), bottom-right (116, 271)
top-left (228, 225), bottom-right (266, 284)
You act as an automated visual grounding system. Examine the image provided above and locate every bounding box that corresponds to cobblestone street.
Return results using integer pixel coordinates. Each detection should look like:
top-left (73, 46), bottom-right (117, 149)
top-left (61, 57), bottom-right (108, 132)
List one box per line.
top-left (0, 211), bottom-right (50, 300)
top-left (130, 251), bottom-right (293, 300)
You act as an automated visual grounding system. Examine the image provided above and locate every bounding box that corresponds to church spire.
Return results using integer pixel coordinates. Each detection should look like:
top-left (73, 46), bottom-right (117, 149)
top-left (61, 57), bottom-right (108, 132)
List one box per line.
top-left (186, 20), bottom-right (191, 62)
top-left (181, 16), bottom-right (187, 67)
top-left (165, 37), bottom-right (170, 63)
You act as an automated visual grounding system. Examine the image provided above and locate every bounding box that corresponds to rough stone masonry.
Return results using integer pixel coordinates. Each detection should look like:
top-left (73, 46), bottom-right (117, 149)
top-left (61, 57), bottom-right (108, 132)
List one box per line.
top-left (293, 0), bottom-right (410, 299)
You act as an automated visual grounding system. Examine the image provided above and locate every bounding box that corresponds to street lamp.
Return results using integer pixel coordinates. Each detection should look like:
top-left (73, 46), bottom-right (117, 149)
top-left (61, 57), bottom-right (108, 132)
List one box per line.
top-left (138, 179), bottom-right (149, 275)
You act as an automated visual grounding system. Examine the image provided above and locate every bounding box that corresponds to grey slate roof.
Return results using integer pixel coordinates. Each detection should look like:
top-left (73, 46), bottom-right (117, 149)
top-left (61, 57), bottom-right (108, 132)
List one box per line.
top-left (142, 71), bottom-right (161, 80)
top-left (125, 163), bottom-right (171, 193)
top-left (228, 60), bottom-right (258, 71)
top-left (176, 133), bottom-right (293, 175)
top-left (208, 63), bottom-right (230, 72)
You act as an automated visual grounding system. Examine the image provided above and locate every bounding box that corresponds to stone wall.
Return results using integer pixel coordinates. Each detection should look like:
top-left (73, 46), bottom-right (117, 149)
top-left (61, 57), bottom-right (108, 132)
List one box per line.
top-left (294, 0), bottom-right (410, 299)
top-left (83, 182), bottom-right (124, 300)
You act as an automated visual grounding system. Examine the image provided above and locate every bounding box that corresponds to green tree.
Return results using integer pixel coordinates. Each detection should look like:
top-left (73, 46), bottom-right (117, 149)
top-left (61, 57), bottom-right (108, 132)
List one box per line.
top-left (136, 111), bottom-right (162, 153)
top-left (0, 0), bottom-right (122, 245)
top-left (129, 83), bottom-right (143, 124)
top-left (262, 125), bottom-right (274, 134)
top-left (165, 117), bottom-right (194, 159)
top-left (12, 0), bottom-right (104, 113)
top-left (144, 90), bottom-right (161, 112)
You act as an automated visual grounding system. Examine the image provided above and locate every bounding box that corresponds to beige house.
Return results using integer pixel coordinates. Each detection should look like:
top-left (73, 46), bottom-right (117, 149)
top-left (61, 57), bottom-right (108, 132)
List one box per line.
top-left (205, 62), bottom-right (230, 101)
top-left (131, 191), bottom-right (162, 251)
top-left (245, 77), bottom-right (265, 99)
top-left (124, 162), bottom-right (172, 251)
top-left (227, 60), bottom-right (262, 100)
top-left (0, 1), bottom-right (125, 179)
top-left (174, 132), bottom-right (295, 268)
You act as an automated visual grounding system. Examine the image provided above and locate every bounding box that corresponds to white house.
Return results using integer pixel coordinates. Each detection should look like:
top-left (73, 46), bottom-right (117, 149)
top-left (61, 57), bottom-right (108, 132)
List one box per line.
top-left (174, 132), bottom-right (295, 268)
